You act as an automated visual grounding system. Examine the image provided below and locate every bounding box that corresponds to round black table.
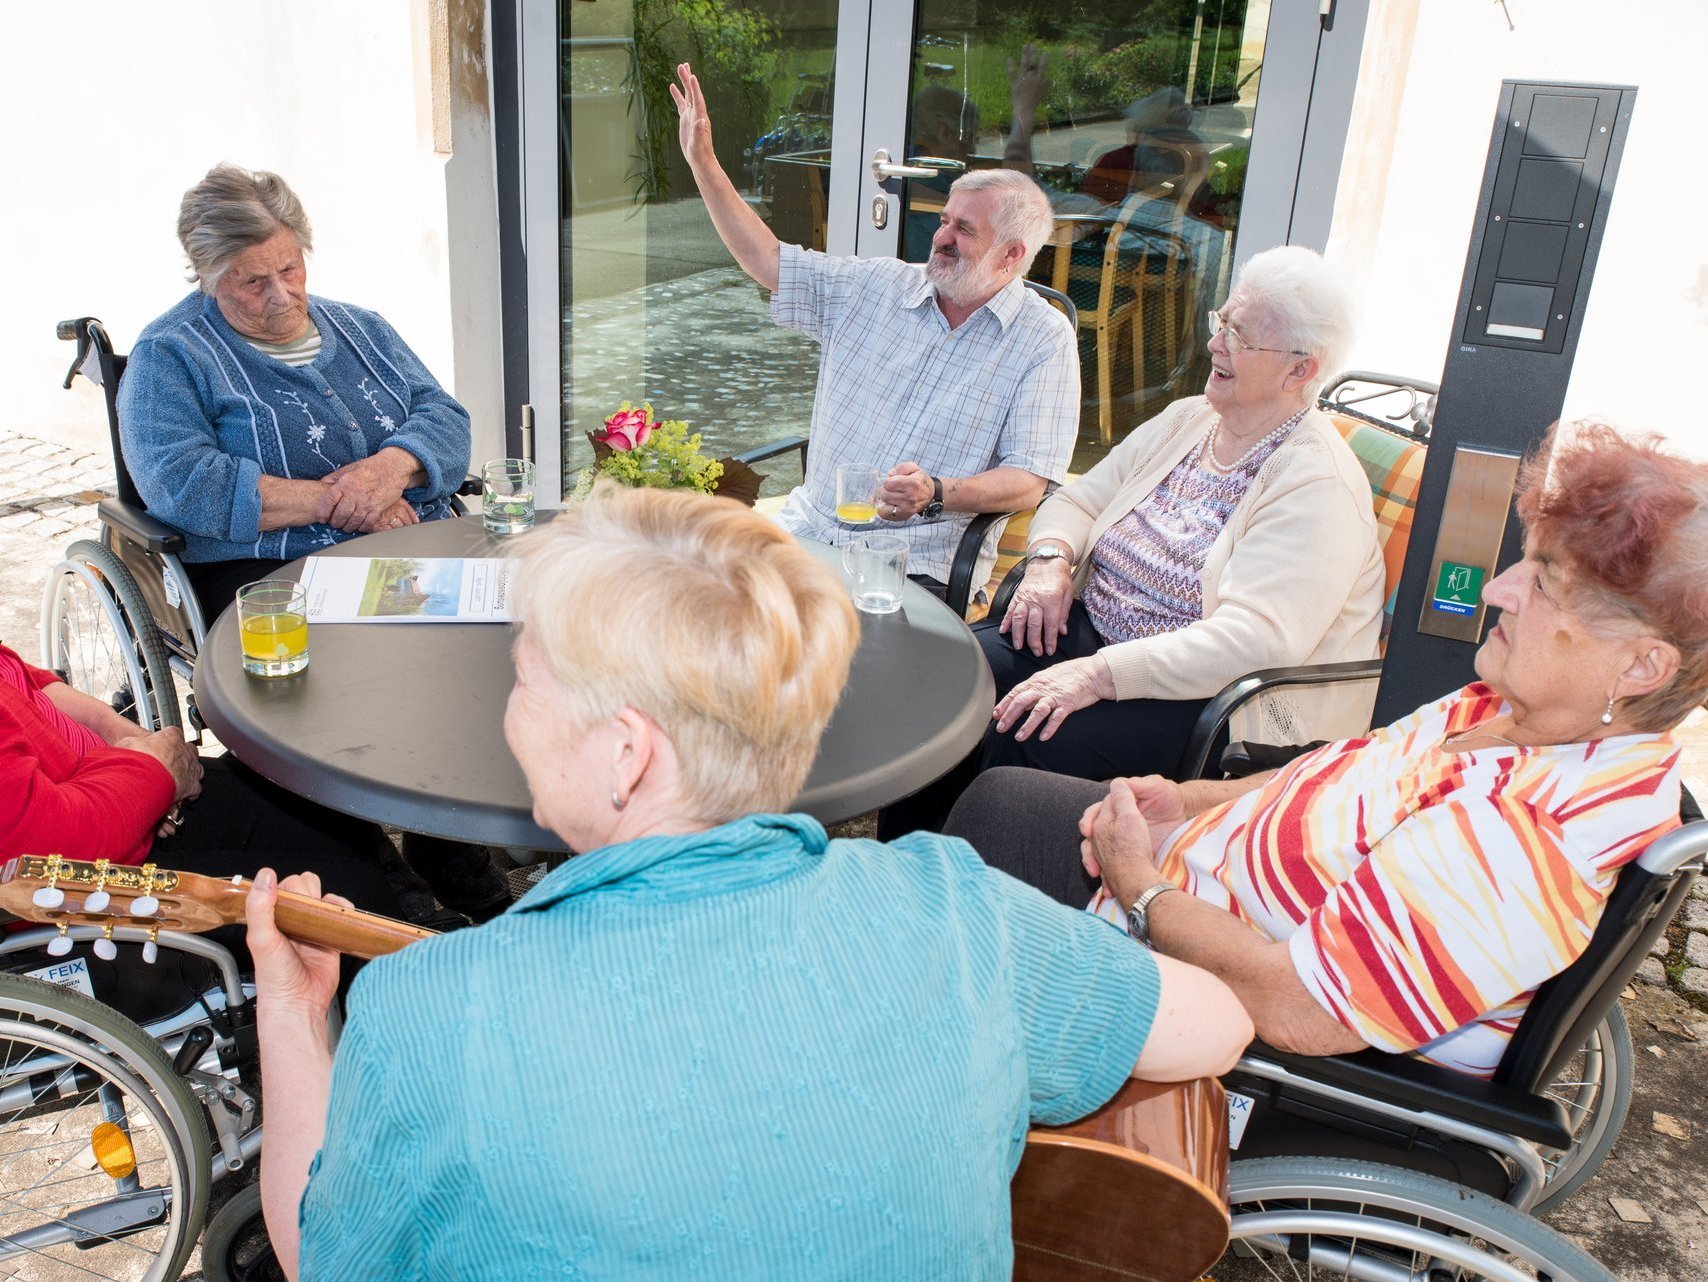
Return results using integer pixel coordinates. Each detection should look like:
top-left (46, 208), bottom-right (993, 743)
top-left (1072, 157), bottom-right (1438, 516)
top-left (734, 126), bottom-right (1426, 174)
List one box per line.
top-left (193, 514), bottom-right (994, 848)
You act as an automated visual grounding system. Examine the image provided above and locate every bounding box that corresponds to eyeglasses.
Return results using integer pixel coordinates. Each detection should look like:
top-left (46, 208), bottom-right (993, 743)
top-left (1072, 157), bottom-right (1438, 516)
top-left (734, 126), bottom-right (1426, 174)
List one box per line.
top-left (1207, 309), bottom-right (1306, 357)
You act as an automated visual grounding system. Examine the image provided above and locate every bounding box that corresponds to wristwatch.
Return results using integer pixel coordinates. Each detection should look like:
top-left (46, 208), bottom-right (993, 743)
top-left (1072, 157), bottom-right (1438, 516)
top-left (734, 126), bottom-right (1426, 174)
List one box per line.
top-left (921, 476), bottom-right (945, 520)
top-left (1125, 882), bottom-right (1181, 948)
top-left (1030, 544), bottom-right (1070, 566)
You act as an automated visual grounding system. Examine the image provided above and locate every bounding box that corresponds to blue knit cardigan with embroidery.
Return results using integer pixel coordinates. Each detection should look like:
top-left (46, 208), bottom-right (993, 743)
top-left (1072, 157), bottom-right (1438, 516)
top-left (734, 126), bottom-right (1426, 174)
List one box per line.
top-left (117, 291), bottom-right (471, 563)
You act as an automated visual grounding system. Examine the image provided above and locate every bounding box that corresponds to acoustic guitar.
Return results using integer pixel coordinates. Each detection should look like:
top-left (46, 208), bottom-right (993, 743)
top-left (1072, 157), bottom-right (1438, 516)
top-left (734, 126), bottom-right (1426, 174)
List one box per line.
top-left (1011, 1074), bottom-right (1230, 1281)
top-left (0, 853), bottom-right (435, 959)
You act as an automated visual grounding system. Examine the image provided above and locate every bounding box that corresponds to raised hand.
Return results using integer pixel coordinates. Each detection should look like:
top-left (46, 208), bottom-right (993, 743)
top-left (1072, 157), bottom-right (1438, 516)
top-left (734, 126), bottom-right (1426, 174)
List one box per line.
top-left (670, 63), bottom-right (717, 172)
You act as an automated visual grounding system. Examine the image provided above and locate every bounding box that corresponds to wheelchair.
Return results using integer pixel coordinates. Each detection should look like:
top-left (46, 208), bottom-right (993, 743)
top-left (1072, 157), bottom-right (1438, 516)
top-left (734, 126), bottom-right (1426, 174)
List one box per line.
top-left (44, 318), bottom-right (208, 735)
top-left (1197, 802), bottom-right (1707, 1281)
top-left (43, 316), bottom-right (478, 737)
top-left (0, 923), bottom-right (270, 1281)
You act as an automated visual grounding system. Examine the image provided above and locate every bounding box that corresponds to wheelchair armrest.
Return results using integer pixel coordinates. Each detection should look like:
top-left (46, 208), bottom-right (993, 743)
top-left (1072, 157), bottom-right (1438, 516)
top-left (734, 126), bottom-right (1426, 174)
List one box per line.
top-left (1233, 1042), bottom-right (1572, 1150)
top-left (945, 510), bottom-right (1018, 620)
top-left (732, 436), bottom-right (809, 467)
top-left (1179, 659), bottom-right (1382, 780)
top-left (456, 474), bottom-right (482, 496)
top-left (987, 555), bottom-right (1033, 621)
top-left (1219, 740), bottom-right (1329, 777)
top-left (97, 498), bottom-right (185, 555)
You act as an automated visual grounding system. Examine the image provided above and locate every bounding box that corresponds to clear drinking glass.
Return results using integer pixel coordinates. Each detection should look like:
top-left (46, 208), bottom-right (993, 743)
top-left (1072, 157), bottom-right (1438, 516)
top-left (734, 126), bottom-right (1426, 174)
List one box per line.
top-left (482, 459), bottom-right (537, 535)
top-left (835, 464), bottom-right (882, 528)
top-left (841, 533), bottom-right (908, 615)
top-left (236, 580), bottom-right (309, 677)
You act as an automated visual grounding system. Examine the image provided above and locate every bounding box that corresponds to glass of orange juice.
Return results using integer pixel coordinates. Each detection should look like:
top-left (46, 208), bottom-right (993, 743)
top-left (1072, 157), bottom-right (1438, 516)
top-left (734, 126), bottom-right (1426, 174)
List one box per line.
top-left (236, 580), bottom-right (310, 678)
top-left (835, 465), bottom-right (882, 528)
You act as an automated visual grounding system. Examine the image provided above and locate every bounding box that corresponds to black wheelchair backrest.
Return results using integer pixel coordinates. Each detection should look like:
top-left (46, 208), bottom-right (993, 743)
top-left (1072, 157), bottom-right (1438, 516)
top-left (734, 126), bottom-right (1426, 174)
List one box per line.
top-left (58, 317), bottom-right (144, 511)
top-left (1494, 794), bottom-right (1707, 1094)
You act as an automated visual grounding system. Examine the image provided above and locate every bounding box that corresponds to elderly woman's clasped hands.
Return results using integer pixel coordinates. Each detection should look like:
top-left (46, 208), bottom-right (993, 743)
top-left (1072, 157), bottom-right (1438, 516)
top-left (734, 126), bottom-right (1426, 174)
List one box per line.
top-left (315, 447), bottom-right (425, 533)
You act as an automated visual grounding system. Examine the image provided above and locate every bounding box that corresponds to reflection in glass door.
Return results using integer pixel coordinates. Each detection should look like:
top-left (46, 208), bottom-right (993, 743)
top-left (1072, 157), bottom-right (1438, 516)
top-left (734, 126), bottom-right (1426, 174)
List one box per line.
top-left (557, 0), bottom-right (842, 494)
top-left (890, 0), bottom-right (1269, 459)
top-left (538, 0), bottom-right (1354, 489)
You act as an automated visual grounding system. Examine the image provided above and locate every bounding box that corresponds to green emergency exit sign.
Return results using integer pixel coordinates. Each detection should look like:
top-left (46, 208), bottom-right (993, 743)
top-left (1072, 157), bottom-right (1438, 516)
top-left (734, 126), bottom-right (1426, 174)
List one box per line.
top-left (1431, 561), bottom-right (1484, 618)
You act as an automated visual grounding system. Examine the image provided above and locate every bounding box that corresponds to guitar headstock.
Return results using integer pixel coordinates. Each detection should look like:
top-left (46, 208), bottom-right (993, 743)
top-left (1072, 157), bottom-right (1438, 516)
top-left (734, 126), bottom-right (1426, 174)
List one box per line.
top-left (0, 855), bottom-right (233, 959)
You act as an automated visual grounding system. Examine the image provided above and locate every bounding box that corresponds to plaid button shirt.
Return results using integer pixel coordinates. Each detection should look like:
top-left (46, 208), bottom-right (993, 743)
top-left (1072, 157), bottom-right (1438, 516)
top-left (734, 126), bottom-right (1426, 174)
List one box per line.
top-left (770, 245), bottom-right (1079, 585)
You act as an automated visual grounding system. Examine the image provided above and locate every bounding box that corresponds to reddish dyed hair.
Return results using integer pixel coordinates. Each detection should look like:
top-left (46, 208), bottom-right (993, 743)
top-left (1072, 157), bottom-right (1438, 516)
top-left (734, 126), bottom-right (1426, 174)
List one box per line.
top-left (1516, 421), bottom-right (1708, 731)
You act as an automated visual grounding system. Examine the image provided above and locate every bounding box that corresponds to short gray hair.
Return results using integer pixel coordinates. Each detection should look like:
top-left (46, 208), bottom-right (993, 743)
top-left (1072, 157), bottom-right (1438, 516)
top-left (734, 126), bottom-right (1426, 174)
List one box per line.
top-left (948, 169), bottom-right (1055, 275)
top-left (1227, 246), bottom-right (1358, 395)
top-left (177, 164), bottom-right (313, 293)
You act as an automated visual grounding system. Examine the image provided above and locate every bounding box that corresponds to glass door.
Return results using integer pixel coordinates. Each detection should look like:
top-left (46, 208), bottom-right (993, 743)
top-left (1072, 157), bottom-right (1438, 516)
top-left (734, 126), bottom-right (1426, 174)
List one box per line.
top-left (551, 0), bottom-right (847, 501)
top-left (526, 0), bottom-right (1363, 495)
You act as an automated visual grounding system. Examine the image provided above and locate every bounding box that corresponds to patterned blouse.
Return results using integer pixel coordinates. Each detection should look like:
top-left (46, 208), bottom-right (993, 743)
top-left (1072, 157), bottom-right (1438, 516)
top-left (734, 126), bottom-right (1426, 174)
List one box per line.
top-left (1082, 409), bottom-right (1305, 643)
top-left (1093, 683), bottom-right (1681, 1076)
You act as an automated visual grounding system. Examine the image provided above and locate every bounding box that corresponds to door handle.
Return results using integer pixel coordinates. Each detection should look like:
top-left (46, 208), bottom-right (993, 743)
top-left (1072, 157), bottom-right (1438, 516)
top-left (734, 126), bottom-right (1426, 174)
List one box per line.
top-left (870, 148), bottom-right (936, 181)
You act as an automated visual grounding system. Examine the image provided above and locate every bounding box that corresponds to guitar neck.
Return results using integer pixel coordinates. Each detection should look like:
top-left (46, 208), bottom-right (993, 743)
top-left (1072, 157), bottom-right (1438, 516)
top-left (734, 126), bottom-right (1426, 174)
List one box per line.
top-left (201, 877), bottom-right (437, 959)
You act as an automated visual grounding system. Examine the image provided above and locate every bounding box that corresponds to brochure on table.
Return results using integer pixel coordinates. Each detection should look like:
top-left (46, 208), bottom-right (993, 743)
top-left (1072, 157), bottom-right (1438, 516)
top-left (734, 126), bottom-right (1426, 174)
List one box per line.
top-left (299, 556), bottom-right (516, 623)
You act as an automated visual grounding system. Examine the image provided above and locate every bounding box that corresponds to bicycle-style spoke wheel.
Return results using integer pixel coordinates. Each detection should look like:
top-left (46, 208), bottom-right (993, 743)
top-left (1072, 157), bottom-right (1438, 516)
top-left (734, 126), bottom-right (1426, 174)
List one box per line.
top-left (0, 974), bottom-right (209, 1281)
top-left (1211, 1156), bottom-right (1614, 1282)
top-left (1533, 1006), bottom-right (1633, 1212)
top-left (40, 540), bottom-right (179, 732)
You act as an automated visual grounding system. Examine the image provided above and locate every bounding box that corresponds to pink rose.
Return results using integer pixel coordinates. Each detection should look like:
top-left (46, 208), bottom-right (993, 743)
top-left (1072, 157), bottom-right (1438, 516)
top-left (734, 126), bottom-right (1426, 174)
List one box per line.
top-left (601, 407), bottom-right (653, 451)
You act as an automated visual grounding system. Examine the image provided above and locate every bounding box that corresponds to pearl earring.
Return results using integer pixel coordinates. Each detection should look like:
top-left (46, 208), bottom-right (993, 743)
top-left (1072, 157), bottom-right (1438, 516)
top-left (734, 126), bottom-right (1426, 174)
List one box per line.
top-left (611, 790), bottom-right (627, 811)
top-left (1600, 694), bottom-right (1615, 726)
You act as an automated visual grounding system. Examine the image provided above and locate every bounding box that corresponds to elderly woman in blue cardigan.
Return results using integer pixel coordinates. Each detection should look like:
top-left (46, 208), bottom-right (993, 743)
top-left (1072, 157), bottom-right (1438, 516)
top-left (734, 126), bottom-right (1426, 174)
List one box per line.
top-left (118, 163), bottom-right (472, 618)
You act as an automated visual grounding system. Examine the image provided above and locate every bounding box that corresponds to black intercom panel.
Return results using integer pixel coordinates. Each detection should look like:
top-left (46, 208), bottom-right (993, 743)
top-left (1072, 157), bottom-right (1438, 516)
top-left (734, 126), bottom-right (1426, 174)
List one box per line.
top-left (1371, 81), bottom-right (1636, 726)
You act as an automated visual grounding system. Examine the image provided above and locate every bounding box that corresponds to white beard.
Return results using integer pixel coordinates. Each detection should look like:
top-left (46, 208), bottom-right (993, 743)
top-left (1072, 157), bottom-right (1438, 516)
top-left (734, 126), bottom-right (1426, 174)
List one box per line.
top-left (926, 248), bottom-right (1005, 307)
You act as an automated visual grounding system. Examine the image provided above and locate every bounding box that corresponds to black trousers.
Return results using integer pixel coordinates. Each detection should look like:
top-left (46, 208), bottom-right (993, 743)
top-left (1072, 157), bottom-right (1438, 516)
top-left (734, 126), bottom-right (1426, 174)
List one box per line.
top-left (183, 557), bottom-right (290, 627)
top-left (877, 602), bottom-right (1217, 838)
top-left (153, 755), bottom-right (397, 910)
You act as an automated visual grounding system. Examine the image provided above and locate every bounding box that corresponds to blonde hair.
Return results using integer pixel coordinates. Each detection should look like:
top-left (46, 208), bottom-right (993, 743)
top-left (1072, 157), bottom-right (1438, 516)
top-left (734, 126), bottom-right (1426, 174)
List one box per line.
top-left (511, 485), bottom-right (859, 822)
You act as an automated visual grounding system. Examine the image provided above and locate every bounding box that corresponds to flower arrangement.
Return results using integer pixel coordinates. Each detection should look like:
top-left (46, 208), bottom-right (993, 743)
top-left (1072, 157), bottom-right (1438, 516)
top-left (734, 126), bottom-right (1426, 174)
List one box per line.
top-left (573, 402), bottom-right (762, 505)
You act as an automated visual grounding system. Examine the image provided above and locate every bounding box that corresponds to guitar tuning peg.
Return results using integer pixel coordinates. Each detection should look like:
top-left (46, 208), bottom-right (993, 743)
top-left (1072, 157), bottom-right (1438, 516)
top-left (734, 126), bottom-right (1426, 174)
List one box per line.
top-left (34, 855), bottom-right (66, 910)
top-left (130, 896), bottom-right (160, 918)
top-left (46, 927), bottom-right (73, 958)
top-left (93, 927), bottom-right (117, 962)
top-left (85, 859), bottom-right (113, 914)
top-left (142, 929), bottom-right (159, 965)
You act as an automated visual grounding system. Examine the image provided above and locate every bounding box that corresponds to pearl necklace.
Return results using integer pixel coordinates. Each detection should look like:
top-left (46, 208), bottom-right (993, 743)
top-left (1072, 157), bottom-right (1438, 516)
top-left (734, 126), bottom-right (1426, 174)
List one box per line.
top-left (1204, 405), bottom-right (1312, 474)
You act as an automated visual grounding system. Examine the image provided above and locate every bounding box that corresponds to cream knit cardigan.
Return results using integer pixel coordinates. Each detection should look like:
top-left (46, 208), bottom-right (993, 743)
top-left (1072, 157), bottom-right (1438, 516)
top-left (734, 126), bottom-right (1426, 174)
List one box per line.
top-left (1028, 397), bottom-right (1385, 745)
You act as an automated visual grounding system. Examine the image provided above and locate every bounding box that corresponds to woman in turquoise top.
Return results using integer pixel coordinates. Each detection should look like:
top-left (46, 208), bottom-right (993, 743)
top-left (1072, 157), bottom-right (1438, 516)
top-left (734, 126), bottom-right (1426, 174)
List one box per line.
top-left (245, 486), bottom-right (1251, 1281)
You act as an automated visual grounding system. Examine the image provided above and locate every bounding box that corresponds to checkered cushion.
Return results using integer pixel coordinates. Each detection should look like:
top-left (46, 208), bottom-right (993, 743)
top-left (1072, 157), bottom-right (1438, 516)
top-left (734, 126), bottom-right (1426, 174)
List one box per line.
top-left (1329, 414), bottom-right (1427, 646)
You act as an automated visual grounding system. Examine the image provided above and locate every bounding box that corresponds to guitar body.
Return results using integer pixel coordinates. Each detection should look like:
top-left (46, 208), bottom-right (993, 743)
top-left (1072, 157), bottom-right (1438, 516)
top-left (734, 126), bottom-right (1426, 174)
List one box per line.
top-left (1010, 1075), bottom-right (1229, 1282)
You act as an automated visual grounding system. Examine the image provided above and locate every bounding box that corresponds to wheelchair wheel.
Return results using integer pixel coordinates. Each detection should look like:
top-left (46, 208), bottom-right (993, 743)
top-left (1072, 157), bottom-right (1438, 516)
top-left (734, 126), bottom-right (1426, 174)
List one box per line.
top-left (0, 972), bottom-right (211, 1281)
top-left (1216, 1156), bottom-right (1614, 1281)
top-left (202, 1182), bottom-right (284, 1282)
top-left (41, 539), bottom-right (181, 732)
top-left (1533, 1005), bottom-right (1634, 1212)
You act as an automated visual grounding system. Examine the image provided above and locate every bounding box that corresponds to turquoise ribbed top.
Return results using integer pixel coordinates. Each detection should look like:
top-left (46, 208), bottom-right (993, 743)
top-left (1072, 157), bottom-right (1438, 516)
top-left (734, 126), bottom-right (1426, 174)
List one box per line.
top-left (298, 814), bottom-right (1160, 1280)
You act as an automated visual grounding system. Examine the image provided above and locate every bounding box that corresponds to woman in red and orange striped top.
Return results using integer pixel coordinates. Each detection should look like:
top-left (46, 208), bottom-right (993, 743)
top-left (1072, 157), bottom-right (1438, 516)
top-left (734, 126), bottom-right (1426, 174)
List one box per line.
top-left (949, 421), bottom-right (1707, 1076)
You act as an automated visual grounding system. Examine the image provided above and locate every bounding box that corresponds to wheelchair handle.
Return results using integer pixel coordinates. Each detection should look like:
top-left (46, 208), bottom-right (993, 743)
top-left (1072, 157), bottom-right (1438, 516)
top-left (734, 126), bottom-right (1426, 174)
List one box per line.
top-left (57, 316), bottom-right (99, 390)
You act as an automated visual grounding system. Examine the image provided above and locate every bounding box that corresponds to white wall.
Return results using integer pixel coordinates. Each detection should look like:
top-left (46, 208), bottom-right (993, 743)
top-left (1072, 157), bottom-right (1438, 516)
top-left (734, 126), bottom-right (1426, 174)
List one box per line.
top-left (1328, 0), bottom-right (1708, 457)
top-left (0, 0), bottom-right (501, 463)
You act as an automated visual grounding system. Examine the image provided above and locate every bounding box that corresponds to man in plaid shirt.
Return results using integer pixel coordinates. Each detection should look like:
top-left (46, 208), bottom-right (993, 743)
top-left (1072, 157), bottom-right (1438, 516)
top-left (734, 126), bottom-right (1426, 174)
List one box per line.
top-left (672, 64), bottom-right (1079, 596)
